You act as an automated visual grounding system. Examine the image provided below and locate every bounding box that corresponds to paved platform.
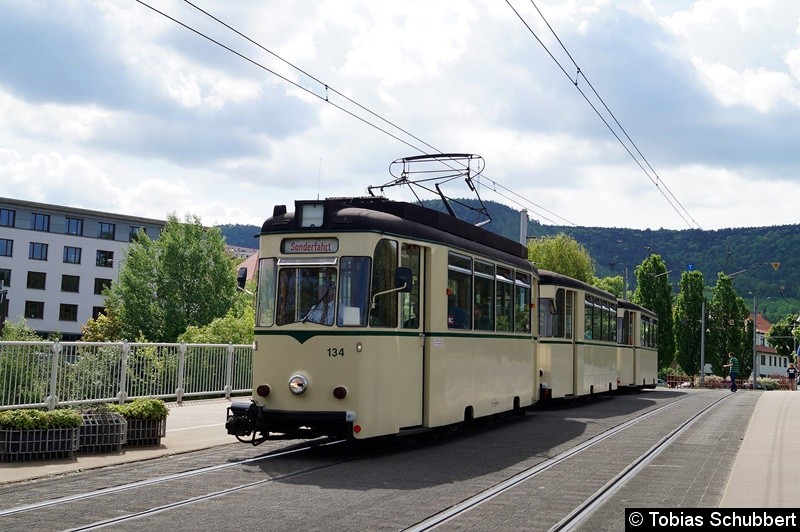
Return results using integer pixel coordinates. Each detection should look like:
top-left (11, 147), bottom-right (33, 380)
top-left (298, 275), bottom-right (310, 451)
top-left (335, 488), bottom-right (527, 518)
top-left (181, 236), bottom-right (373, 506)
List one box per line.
top-left (2, 392), bottom-right (798, 508)
top-left (720, 390), bottom-right (800, 507)
top-left (0, 398), bottom-right (235, 485)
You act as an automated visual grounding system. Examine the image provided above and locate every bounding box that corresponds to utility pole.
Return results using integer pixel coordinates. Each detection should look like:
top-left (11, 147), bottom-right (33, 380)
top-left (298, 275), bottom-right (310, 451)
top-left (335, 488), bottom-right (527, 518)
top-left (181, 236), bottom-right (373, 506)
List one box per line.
top-left (700, 300), bottom-right (706, 385)
top-left (752, 295), bottom-right (758, 387)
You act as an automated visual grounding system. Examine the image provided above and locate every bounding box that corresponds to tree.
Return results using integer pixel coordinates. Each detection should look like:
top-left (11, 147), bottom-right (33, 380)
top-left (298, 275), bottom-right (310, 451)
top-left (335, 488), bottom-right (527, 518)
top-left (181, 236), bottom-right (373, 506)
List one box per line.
top-left (632, 254), bottom-right (675, 369)
top-left (0, 318), bottom-right (43, 340)
top-left (673, 270), bottom-right (706, 376)
top-left (592, 275), bottom-right (623, 297)
top-left (706, 273), bottom-right (751, 378)
top-left (527, 233), bottom-right (594, 282)
top-left (766, 313), bottom-right (799, 363)
top-left (105, 213), bottom-right (238, 342)
top-left (178, 281), bottom-right (255, 344)
top-left (80, 308), bottom-right (123, 342)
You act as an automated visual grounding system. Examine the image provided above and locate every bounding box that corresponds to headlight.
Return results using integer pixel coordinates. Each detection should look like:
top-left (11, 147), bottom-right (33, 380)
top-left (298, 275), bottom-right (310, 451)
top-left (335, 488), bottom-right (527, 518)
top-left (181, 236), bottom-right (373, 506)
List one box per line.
top-left (288, 374), bottom-right (309, 395)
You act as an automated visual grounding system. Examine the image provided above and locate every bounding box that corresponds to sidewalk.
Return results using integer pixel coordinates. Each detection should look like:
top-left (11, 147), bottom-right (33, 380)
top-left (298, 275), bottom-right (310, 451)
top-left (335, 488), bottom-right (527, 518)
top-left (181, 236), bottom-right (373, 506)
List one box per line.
top-left (720, 390), bottom-right (800, 507)
top-left (0, 398), bottom-right (236, 485)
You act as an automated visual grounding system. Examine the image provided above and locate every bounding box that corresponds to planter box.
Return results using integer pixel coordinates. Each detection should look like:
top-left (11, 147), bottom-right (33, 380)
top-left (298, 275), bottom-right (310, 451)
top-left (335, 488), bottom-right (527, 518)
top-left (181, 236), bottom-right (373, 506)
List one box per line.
top-left (0, 427), bottom-right (78, 462)
top-left (78, 413), bottom-right (127, 454)
top-left (124, 418), bottom-right (166, 447)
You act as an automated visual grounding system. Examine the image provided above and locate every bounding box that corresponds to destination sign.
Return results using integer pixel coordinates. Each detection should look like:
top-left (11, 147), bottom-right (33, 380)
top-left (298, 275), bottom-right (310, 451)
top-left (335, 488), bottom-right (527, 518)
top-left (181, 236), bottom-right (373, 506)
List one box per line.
top-left (283, 238), bottom-right (339, 254)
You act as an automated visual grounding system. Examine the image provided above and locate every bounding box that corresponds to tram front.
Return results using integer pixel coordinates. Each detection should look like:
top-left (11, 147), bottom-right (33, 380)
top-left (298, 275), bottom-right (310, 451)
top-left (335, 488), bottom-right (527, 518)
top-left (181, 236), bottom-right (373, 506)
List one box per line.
top-left (226, 199), bottom-right (424, 443)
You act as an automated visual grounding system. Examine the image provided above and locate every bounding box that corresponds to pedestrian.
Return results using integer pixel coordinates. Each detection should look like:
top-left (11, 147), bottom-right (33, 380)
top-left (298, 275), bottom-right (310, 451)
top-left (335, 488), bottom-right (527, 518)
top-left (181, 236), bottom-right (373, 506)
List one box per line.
top-left (723, 352), bottom-right (739, 392)
top-left (788, 363), bottom-right (797, 391)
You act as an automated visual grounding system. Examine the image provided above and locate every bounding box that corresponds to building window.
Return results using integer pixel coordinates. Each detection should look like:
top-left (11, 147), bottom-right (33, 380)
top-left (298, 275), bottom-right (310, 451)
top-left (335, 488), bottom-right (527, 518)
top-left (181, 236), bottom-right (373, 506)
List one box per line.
top-left (96, 250), bottom-right (114, 267)
top-left (61, 274), bottom-right (80, 293)
top-left (31, 213), bottom-right (50, 232)
top-left (27, 271), bottom-right (46, 290)
top-left (0, 208), bottom-right (14, 227)
top-left (1, 297), bottom-right (8, 319)
top-left (129, 226), bottom-right (147, 242)
top-left (63, 246), bottom-right (82, 264)
top-left (59, 304), bottom-right (78, 322)
top-left (29, 242), bottom-right (48, 260)
top-left (65, 217), bottom-right (84, 236)
top-left (0, 238), bottom-right (12, 257)
top-left (94, 278), bottom-right (112, 295)
top-left (92, 306), bottom-right (106, 319)
top-left (99, 222), bottom-right (116, 240)
top-left (0, 268), bottom-right (10, 287)
top-left (25, 301), bottom-right (44, 319)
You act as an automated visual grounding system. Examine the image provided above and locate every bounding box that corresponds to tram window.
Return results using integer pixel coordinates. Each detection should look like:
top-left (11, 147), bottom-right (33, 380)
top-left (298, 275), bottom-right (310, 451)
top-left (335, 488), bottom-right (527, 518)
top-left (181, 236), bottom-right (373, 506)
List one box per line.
top-left (371, 239), bottom-right (398, 327)
top-left (538, 287), bottom-right (565, 338)
top-left (514, 272), bottom-right (531, 333)
top-left (495, 267), bottom-right (513, 332)
top-left (401, 244), bottom-right (421, 329)
top-left (447, 252), bottom-right (472, 329)
top-left (564, 289), bottom-right (573, 339)
top-left (275, 266), bottom-right (338, 325)
top-left (474, 261), bottom-right (494, 331)
top-left (256, 258), bottom-right (277, 327)
top-left (337, 257), bottom-right (370, 326)
top-left (584, 296), bottom-right (594, 339)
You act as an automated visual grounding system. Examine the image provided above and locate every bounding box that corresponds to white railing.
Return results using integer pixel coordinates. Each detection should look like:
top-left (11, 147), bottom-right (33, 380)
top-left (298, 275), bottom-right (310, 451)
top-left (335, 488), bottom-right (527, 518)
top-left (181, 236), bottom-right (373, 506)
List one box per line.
top-left (0, 341), bottom-right (253, 410)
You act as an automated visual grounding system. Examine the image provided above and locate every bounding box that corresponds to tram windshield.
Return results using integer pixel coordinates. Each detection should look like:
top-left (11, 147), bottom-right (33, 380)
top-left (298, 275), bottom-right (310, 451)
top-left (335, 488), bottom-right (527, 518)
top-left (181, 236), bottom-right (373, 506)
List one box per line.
top-left (256, 256), bottom-right (371, 327)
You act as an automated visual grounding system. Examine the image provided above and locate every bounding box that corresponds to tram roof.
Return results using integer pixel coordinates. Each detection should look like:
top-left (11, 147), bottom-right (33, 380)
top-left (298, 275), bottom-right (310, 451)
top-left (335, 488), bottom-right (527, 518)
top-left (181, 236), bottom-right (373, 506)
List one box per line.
top-left (538, 269), bottom-right (617, 301)
top-left (617, 299), bottom-right (657, 317)
top-left (261, 197), bottom-right (533, 270)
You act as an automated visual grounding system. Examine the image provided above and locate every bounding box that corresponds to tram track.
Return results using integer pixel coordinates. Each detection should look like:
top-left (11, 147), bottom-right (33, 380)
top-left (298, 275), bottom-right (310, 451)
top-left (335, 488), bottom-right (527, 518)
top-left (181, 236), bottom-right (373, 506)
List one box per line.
top-left (0, 391), bottom-right (728, 531)
top-left (0, 437), bottom-right (340, 518)
top-left (405, 391), bottom-right (730, 531)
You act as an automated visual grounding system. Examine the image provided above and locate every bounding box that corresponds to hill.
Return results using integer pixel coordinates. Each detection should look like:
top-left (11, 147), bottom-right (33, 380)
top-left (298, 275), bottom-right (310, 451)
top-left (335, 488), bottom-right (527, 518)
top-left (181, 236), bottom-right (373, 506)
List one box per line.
top-left (217, 199), bottom-right (800, 322)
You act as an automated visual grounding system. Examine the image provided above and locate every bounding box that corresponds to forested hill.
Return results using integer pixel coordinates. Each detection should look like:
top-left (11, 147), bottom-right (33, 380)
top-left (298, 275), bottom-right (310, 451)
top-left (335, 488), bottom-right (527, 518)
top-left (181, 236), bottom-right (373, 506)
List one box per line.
top-left (217, 198), bottom-right (800, 321)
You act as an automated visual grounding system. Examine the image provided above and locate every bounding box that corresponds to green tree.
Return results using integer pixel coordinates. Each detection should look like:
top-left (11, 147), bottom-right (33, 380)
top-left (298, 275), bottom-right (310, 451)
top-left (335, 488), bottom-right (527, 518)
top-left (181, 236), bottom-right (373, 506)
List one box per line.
top-left (527, 233), bottom-right (594, 282)
top-left (632, 254), bottom-right (675, 369)
top-left (706, 273), bottom-right (751, 377)
top-left (80, 308), bottom-right (124, 342)
top-left (673, 270), bottom-right (706, 375)
top-left (0, 318), bottom-right (44, 340)
top-left (178, 282), bottom-right (255, 344)
top-left (592, 275), bottom-right (623, 297)
top-left (766, 313), bottom-right (798, 362)
top-left (106, 213), bottom-right (237, 342)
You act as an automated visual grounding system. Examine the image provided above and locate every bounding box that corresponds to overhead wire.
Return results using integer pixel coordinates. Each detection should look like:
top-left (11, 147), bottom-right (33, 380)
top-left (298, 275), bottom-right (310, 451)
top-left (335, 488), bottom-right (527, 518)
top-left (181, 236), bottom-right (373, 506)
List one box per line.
top-left (137, 0), bottom-right (579, 228)
top-left (506, 0), bottom-right (703, 230)
top-left (135, 0), bottom-right (683, 242)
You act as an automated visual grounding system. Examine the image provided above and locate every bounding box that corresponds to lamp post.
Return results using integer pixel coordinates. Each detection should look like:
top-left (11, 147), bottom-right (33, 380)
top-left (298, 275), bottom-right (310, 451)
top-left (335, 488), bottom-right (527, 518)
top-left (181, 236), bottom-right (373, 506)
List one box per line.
top-left (752, 294), bottom-right (758, 388)
top-left (700, 300), bottom-right (706, 385)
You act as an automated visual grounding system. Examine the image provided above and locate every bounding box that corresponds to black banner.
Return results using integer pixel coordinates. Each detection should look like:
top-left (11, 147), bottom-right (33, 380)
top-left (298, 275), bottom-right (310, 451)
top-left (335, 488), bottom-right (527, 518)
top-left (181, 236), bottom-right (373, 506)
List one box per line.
top-left (625, 509), bottom-right (798, 531)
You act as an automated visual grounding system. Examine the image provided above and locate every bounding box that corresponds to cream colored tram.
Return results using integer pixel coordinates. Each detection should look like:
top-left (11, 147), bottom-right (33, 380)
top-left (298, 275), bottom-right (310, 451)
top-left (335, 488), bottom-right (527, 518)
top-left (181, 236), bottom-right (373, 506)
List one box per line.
top-left (616, 300), bottom-right (659, 390)
top-left (226, 197), bottom-right (537, 442)
top-left (537, 270), bottom-right (618, 399)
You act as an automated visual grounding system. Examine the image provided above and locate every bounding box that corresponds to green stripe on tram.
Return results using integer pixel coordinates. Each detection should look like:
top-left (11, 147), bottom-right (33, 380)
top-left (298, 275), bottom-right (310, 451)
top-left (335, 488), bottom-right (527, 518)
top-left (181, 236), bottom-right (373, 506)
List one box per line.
top-left (254, 329), bottom-right (532, 344)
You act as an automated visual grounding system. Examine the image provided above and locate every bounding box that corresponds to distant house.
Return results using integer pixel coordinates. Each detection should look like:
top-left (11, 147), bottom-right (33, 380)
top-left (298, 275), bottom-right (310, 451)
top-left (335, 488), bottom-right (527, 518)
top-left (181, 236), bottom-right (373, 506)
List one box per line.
top-left (750, 312), bottom-right (789, 378)
top-left (236, 250), bottom-right (259, 284)
top-left (0, 197), bottom-right (165, 340)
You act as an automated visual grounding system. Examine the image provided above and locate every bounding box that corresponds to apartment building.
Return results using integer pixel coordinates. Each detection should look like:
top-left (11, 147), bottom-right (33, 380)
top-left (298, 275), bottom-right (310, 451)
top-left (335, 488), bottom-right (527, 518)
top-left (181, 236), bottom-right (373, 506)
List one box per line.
top-left (0, 197), bottom-right (165, 340)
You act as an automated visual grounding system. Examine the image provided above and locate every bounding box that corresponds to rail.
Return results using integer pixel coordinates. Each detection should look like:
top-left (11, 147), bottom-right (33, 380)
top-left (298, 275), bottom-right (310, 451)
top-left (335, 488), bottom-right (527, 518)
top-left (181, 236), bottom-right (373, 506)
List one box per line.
top-left (0, 341), bottom-right (253, 410)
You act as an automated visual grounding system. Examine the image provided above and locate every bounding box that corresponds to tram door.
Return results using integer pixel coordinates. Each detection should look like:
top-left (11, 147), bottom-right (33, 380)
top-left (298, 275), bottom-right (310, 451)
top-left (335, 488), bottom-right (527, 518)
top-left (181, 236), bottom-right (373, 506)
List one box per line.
top-left (398, 243), bottom-right (425, 427)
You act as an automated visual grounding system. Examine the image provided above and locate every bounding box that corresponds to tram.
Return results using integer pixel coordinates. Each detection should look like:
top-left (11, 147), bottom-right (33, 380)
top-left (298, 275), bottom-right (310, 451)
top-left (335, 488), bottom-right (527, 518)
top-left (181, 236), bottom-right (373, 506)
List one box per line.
top-left (226, 196), bottom-right (660, 443)
top-left (536, 270), bottom-right (619, 399)
top-left (616, 300), bottom-right (659, 390)
top-left (226, 197), bottom-right (538, 443)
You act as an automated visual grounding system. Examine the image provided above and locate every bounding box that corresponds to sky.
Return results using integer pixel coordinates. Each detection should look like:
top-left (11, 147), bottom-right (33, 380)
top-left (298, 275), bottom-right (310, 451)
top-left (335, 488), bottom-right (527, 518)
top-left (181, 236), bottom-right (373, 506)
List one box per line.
top-left (2, 0), bottom-right (800, 232)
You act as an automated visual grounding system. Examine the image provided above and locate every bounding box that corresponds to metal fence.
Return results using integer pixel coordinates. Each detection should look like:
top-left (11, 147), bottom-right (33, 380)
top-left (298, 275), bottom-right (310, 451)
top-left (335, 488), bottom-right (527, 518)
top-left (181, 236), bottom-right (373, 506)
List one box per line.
top-left (0, 341), bottom-right (253, 410)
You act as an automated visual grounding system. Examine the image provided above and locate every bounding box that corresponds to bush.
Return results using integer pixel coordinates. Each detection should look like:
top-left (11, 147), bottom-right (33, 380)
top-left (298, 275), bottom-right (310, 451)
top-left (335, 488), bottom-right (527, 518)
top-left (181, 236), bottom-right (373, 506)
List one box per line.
top-left (110, 398), bottom-right (169, 421)
top-left (0, 408), bottom-right (82, 430)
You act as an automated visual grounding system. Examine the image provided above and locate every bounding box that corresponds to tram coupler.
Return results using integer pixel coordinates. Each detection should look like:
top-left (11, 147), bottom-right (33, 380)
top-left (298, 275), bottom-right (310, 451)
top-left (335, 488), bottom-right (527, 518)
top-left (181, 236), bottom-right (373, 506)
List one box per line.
top-left (226, 401), bottom-right (259, 437)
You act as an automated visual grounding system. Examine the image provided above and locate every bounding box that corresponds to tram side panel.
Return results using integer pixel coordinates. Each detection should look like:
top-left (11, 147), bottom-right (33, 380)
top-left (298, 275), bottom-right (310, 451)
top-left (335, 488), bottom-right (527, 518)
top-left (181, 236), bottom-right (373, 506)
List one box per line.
top-left (423, 251), bottom-right (535, 428)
